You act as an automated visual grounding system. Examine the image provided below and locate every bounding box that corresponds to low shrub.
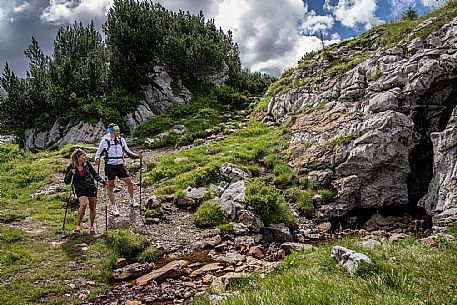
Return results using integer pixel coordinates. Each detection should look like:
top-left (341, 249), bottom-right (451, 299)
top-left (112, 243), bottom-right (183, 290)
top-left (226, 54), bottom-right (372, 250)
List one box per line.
top-left (136, 246), bottom-right (157, 263)
top-left (245, 177), bottom-right (294, 226)
top-left (196, 201), bottom-right (229, 227)
top-left (218, 223), bottom-right (234, 234)
top-left (104, 229), bottom-right (150, 259)
top-left (296, 190), bottom-right (315, 217)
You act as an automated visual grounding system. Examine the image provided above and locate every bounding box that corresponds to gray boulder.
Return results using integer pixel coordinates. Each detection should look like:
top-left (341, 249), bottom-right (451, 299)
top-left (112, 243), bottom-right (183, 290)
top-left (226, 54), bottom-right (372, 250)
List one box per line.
top-left (263, 223), bottom-right (293, 243)
top-left (331, 246), bottom-right (372, 275)
top-left (236, 210), bottom-right (264, 233)
top-left (176, 187), bottom-right (209, 208)
top-left (220, 163), bottom-right (250, 182)
top-left (219, 181), bottom-right (246, 220)
top-left (280, 242), bottom-right (314, 254)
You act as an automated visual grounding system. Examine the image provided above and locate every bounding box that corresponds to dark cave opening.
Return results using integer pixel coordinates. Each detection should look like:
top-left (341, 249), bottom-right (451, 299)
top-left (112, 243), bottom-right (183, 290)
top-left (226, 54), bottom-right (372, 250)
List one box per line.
top-left (407, 78), bottom-right (457, 208)
top-left (332, 76), bottom-right (457, 232)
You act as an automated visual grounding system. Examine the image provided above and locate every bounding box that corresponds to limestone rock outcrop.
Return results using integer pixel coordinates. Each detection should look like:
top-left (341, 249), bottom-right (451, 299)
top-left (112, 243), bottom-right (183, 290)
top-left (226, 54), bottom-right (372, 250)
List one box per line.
top-left (267, 15), bottom-right (457, 228)
top-left (24, 65), bottom-right (191, 150)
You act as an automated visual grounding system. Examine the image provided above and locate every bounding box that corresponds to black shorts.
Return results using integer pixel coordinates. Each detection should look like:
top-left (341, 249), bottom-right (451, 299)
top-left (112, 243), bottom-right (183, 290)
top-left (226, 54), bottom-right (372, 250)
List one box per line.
top-left (105, 164), bottom-right (129, 180)
top-left (76, 188), bottom-right (97, 198)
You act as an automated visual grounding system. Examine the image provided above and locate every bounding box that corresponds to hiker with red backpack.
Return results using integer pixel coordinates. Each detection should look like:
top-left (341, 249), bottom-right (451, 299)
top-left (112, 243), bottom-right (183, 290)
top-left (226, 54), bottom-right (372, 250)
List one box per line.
top-left (64, 148), bottom-right (106, 235)
top-left (94, 123), bottom-right (142, 216)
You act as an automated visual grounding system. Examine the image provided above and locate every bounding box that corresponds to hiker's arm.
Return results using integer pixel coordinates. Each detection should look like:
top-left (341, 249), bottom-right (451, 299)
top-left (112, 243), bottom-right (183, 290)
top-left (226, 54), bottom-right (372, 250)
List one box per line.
top-left (121, 138), bottom-right (140, 159)
top-left (88, 162), bottom-right (103, 182)
top-left (94, 139), bottom-right (106, 163)
top-left (64, 165), bottom-right (74, 184)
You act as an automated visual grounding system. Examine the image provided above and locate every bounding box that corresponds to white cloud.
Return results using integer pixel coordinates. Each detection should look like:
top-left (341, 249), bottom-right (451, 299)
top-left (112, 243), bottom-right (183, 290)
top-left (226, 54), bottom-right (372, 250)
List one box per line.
top-left (301, 11), bottom-right (335, 35)
top-left (41, 0), bottom-right (113, 25)
top-left (210, 0), bottom-right (338, 76)
top-left (421, 0), bottom-right (447, 8)
top-left (37, 0), bottom-right (339, 77)
top-left (14, 2), bottom-right (31, 14)
top-left (0, 2), bottom-right (16, 23)
top-left (325, 0), bottom-right (384, 30)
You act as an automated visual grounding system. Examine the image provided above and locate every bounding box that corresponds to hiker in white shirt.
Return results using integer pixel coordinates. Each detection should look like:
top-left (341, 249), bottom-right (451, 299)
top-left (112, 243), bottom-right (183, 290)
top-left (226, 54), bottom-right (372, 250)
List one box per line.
top-left (95, 123), bottom-right (142, 216)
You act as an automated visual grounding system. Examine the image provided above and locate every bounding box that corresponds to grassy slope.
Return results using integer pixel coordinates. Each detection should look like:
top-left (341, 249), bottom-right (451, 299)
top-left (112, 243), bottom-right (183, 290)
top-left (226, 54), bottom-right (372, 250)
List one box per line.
top-left (0, 144), bottom-right (118, 305)
top-left (196, 232), bottom-right (457, 305)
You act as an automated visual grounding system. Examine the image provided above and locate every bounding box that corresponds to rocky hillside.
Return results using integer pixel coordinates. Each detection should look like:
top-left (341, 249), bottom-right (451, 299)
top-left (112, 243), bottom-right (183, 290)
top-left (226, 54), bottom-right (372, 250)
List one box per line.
top-left (266, 3), bottom-right (457, 231)
top-left (24, 65), bottom-right (193, 150)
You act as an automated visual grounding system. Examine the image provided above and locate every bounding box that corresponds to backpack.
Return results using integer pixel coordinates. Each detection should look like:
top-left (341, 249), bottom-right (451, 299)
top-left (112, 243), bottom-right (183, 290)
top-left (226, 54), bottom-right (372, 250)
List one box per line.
top-left (102, 137), bottom-right (128, 160)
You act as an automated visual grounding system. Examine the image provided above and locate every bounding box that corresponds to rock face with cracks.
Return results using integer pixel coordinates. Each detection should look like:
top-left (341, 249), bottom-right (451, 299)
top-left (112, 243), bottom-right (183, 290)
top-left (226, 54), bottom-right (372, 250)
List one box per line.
top-left (268, 15), bottom-right (457, 228)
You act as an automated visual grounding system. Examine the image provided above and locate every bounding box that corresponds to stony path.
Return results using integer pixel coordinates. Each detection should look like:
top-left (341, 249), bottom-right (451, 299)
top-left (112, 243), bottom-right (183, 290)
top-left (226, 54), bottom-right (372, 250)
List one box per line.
top-left (87, 146), bottom-right (219, 256)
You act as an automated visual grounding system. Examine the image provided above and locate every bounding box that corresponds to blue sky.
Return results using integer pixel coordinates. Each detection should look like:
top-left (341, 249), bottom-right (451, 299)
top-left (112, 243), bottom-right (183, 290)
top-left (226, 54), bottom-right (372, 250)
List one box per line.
top-left (0, 0), bottom-right (447, 79)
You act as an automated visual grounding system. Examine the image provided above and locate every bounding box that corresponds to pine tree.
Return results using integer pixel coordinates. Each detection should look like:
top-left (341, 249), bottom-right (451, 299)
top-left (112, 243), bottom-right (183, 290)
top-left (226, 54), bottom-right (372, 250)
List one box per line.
top-left (402, 6), bottom-right (418, 21)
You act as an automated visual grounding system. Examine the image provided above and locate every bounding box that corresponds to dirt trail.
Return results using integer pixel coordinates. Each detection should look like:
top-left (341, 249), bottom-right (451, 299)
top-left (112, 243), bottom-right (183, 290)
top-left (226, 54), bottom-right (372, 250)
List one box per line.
top-left (89, 146), bottom-right (218, 255)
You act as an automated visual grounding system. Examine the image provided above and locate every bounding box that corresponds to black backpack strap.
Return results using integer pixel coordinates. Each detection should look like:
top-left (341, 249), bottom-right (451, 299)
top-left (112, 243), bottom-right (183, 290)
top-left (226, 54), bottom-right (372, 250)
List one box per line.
top-left (104, 137), bottom-right (125, 161)
top-left (102, 138), bottom-right (110, 160)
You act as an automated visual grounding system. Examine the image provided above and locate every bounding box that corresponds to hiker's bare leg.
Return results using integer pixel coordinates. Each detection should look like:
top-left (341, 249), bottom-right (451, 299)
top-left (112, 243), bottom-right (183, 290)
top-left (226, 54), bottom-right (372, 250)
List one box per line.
top-left (88, 197), bottom-right (96, 227)
top-left (107, 180), bottom-right (115, 204)
top-left (77, 196), bottom-right (88, 227)
top-left (121, 177), bottom-right (134, 198)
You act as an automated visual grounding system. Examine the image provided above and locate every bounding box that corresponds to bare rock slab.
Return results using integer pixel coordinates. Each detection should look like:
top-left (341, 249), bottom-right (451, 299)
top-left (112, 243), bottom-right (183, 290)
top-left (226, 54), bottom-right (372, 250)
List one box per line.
top-left (135, 260), bottom-right (189, 285)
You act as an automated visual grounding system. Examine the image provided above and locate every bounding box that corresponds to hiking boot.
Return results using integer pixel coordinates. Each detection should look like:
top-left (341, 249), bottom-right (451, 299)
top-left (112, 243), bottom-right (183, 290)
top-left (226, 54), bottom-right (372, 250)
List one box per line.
top-left (72, 226), bottom-right (81, 236)
top-left (111, 204), bottom-right (120, 216)
top-left (130, 198), bottom-right (140, 207)
top-left (89, 227), bottom-right (95, 235)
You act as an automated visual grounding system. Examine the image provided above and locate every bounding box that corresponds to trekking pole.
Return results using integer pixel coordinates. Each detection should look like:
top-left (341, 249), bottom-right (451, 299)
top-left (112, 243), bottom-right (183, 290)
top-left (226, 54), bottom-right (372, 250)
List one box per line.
top-left (62, 175), bottom-right (74, 231)
top-left (138, 156), bottom-right (149, 235)
top-left (139, 157), bottom-right (142, 212)
top-left (96, 162), bottom-right (100, 188)
top-left (105, 178), bottom-right (108, 233)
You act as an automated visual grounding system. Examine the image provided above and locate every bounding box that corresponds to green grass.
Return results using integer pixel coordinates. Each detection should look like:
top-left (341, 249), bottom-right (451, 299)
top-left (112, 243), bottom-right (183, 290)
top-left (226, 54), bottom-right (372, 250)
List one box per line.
top-left (325, 56), bottom-right (368, 77)
top-left (245, 177), bottom-right (294, 227)
top-left (132, 86), bottom-right (249, 148)
top-left (196, 230), bottom-right (457, 305)
top-left (0, 144), bottom-right (139, 304)
top-left (104, 229), bottom-right (150, 260)
top-left (145, 122), bottom-right (289, 200)
top-left (266, 77), bottom-right (292, 96)
top-left (327, 135), bottom-right (355, 146)
top-left (196, 201), bottom-right (229, 227)
top-left (0, 225), bottom-right (116, 305)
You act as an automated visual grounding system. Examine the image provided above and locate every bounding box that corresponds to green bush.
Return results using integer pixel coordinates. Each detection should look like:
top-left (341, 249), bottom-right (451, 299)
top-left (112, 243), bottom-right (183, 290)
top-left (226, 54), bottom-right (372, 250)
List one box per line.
top-left (273, 163), bottom-right (298, 189)
top-left (296, 190), bottom-right (315, 217)
top-left (196, 201), bottom-right (229, 227)
top-left (318, 189), bottom-right (334, 202)
top-left (104, 229), bottom-right (150, 259)
top-left (245, 177), bottom-right (294, 226)
top-left (136, 246), bottom-right (157, 263)
top-left (218, 223), bottom-right (234, 234)
top-left (0, 144), bottom-right (19, 161)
